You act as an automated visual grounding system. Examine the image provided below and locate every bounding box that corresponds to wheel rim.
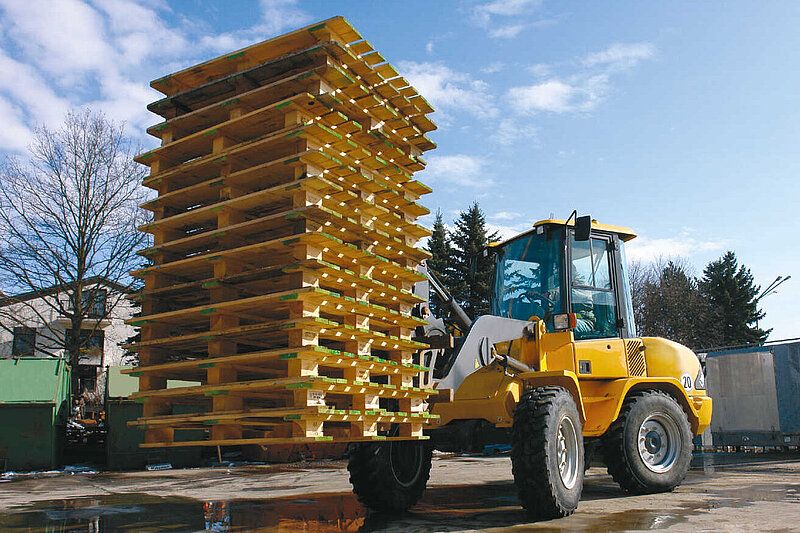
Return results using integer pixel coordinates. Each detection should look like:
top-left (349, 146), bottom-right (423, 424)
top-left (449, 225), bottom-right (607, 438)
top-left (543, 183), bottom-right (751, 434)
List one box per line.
top-left (557, 415), bottom-right (579, 489)
top-left (637, 412), bottom-right (681, 473)
top-left (389, 441), bottom-right (423, 488)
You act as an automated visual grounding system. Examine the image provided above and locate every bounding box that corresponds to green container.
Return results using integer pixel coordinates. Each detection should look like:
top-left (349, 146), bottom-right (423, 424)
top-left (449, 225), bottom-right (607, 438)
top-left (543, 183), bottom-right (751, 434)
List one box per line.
top-left (0, 358), bottom-right (70, 471)
top-left (105, 366), bottom-right (204, 470)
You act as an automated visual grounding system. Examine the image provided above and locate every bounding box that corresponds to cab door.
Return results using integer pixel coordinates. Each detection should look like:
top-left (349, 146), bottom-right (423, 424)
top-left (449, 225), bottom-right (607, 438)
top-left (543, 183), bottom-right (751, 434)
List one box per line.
top-left (567, 233), bottom-right (628, 379)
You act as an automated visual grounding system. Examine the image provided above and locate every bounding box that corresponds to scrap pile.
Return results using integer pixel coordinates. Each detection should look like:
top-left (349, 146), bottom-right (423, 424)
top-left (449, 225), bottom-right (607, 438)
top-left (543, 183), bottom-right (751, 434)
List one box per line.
top-left (124, 17), bottom-right (438, 448)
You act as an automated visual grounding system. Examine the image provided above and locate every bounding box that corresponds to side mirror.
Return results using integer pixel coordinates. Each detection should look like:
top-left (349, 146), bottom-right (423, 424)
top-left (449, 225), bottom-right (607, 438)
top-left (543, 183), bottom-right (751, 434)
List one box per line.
top-left (575, 215), bottom-right (592, 241)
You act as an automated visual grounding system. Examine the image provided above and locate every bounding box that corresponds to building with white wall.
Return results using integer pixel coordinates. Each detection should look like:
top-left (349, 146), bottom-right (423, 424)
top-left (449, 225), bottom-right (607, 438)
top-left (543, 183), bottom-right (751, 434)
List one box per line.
top-left (0, 278), bottom-right (137, 396)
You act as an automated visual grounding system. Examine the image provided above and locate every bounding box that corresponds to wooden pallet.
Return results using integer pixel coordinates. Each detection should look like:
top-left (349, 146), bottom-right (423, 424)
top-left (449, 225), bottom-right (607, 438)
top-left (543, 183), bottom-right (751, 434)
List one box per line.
top-left (129, 17), bottom-right (437, 448)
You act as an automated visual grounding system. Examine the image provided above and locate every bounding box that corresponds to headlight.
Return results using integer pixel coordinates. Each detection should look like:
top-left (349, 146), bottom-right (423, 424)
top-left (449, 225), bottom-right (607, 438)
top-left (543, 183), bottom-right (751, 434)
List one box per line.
top-left (694, 367), bottom-right (706, 390)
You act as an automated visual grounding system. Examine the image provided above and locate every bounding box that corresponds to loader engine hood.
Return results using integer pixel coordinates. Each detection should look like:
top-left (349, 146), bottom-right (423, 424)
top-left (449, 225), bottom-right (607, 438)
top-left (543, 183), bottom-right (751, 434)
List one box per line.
top-left (641, 337), bottom-right (704, 393)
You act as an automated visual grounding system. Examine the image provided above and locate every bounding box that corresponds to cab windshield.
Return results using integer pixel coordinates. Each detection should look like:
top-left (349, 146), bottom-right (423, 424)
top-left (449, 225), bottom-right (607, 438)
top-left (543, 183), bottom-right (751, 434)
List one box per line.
top-left (491, 230), bottom-right (564, 325)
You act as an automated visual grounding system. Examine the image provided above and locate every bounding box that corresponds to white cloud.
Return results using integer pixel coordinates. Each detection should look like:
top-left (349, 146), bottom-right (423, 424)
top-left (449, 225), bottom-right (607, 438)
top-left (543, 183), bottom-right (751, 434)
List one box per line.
top-left (473, 0), bottom-right (542, 25)
top-left (482, 62), bottom-right (505, 74)
top-left (510, 42), bottom-right (654, 114)
top-left (491, 211), bottom-right (521, 221)
top-left (470, 0), bottom-right (543, 38)
top-left (583, 42), bottom-right (656, 69)
top-left (0, 97), bottom-right (33, 152)
top-left (0, 0), bottom-right (314, 153)
top-left (397, 61), bottom-right (497, 120)
top-left (626, 234), bottom-right (724, 262)
top-left (422, 154), bottom-right (493, 188)
top-left (486, 221), bottom-right (531, 240)
top-left (508, 76), bottom-right (609, 114)
top-left (199, 0), bottom-right (311, 53)
top-left (527, 63), bottom-right (552, 77)
top-left (489, 24), bottom-right (525, 39)
top-left (0, 50), bottom-right (70, 126)
top-left (491, 118), bottom-right (538, 146)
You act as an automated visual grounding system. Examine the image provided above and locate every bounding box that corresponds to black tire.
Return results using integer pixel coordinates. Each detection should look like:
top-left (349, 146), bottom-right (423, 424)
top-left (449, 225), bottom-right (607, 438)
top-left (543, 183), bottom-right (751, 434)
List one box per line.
top-left (347, 440), bottom-right (432, 513)
top-left (511, 386), bottom-right (584, 519)
top-left (603, 390), bottom-right (692, 494)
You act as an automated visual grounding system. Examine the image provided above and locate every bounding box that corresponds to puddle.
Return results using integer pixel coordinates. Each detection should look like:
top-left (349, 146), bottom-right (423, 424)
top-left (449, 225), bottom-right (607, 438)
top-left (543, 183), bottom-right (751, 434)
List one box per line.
top-left (1, 454), bottom-right (798, 532)
top-left (0, 480), bottom-right (686, 532)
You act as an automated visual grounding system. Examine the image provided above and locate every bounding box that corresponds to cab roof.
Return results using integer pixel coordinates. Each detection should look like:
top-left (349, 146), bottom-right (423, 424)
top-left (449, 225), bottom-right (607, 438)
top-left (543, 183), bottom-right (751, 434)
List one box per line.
top-left (534, 219), bottom-right (637, 242)
top-left (488, 218), bottom-right (637, 248)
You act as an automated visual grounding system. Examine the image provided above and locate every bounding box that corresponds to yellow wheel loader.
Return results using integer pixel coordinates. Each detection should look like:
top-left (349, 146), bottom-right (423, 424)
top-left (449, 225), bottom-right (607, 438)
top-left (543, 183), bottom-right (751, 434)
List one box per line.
top-left (346, 215), bottom-right (712, 519)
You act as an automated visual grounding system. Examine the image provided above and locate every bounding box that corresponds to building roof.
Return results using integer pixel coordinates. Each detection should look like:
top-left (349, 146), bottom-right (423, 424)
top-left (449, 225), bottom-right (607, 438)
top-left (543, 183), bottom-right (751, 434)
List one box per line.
top-left (0, 276), bottom-right (133, 308)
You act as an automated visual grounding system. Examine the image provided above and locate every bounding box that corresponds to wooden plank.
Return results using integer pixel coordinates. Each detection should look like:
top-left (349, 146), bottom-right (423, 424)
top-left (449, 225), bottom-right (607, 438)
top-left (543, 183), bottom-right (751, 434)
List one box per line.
top-left (147, 64), bottom-right (355, 141)
top-left (135, 93), bottom-right (333, 172)
top-left (123, 346), bottom-right (428, 381)
top-left (134, 231), bottom-right (425, 286)
top-left (131, 374), bottom-right (435, 400)
top-left (138, 434), bottom-right (430, 448)
top-left (150, 16), bottom-right (361, 97)
top-left (129, 259), bottom-right (423, 311)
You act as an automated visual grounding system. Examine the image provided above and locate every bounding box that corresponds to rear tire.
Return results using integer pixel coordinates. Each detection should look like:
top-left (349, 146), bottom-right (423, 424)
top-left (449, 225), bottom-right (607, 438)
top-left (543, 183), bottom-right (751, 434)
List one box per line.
top-left (347, 440), bottom-right (432, 513)
top-left (602, 390), bottom-right (692, 494)
top-left (511, 386), bottom-right (584, 519)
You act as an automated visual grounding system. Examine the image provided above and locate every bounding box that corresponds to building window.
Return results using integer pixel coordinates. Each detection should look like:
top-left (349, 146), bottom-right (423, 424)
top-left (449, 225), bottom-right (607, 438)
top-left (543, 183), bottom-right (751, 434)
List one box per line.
top-left (77, 365), bottom-right (98, 392)
top-left (83, 288), bottom-right (108, 318)
top-left (12, 327), bottom-right (36, 356)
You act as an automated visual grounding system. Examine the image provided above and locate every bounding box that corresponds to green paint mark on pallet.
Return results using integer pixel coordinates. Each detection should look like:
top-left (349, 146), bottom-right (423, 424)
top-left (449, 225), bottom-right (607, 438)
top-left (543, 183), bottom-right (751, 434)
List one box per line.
top-left (204, 390), bottom-right (228, 396)
top-left (275, 101), bottom-right (291, 110)
top-left (203, 419), bottom-right (220, 425)
top-left (200, 308), bottom-right (217, 315)
top-left (202, 128), bottom-right (218, 137)
top-left (227, 51), bottom-right (245, 60)
top-left (286, 383), bottom-right (312, 390)
top-left (198, 362), bottom-right (216, 369)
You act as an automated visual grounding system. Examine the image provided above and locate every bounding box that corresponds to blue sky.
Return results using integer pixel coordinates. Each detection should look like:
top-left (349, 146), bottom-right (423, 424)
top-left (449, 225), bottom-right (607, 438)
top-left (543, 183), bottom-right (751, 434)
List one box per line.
top-left (0, 0), bottom-right (797, 340)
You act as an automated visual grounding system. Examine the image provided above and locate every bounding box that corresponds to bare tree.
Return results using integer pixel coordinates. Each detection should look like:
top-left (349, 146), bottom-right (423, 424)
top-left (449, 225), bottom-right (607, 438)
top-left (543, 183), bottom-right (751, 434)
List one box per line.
top-left (0, 109), bottom-right (148, 398)
top-left (628, 259), bottom-right (649, 336)
top-left (630, 256), bottom-right (703, 349)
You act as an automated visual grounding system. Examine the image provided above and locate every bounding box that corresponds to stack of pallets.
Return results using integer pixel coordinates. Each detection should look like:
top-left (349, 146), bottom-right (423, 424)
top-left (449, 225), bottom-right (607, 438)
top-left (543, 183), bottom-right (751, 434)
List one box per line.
top-left (124, 17), bottom-right (438, 449)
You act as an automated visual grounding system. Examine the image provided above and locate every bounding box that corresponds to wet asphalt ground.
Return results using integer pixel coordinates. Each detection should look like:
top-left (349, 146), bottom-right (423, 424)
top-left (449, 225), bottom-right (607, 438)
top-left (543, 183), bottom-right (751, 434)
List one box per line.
top-left (0, 452), bottom-right (798, 532)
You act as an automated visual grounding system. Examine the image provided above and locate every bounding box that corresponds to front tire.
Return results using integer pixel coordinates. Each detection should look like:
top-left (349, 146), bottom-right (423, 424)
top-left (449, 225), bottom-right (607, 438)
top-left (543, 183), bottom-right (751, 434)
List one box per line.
top-left (347, 440), bottom-right (432, 513)
top-left (602, 390), bottom-right (692, 494)
top-left (511, 386), bottom-right (584, 519)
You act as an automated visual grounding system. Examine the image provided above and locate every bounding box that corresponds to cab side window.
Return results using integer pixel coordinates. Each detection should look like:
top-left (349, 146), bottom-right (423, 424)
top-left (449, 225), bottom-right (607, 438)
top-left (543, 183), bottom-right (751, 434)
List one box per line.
top-left (570, 236), bottom-right (618, 339)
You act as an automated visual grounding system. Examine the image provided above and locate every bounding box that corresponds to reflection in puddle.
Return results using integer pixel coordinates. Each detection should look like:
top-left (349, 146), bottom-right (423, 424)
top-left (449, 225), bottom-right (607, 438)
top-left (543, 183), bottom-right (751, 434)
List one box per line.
top-left (1, 454), bottom-right (798, 532)
top-left (0, 479), bottom-right (683, 533)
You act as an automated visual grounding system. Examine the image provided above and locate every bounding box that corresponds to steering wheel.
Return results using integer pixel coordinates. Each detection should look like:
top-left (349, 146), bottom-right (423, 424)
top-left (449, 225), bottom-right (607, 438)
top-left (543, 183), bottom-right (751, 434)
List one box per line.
top-left (519, 290), bottom-right (556, 324)
top-left (520, 290), bottom-right (555, 308)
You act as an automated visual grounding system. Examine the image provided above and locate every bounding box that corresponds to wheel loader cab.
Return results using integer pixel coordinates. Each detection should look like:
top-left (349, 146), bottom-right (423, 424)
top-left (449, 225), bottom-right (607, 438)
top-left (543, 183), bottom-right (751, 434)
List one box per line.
top-left (489, 219), bottom-right (638, 342)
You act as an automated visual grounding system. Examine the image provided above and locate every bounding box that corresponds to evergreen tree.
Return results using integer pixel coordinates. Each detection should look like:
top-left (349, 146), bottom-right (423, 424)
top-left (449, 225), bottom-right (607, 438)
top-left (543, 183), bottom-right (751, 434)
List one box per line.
top-left (424, 210), bottom-right (454, 316)
top-left (425, 210), bottom-right (452, 279)
top-left (697, 251), bottom-right (768, 348)
top-left (449, 202), bottom-right (499, 318)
